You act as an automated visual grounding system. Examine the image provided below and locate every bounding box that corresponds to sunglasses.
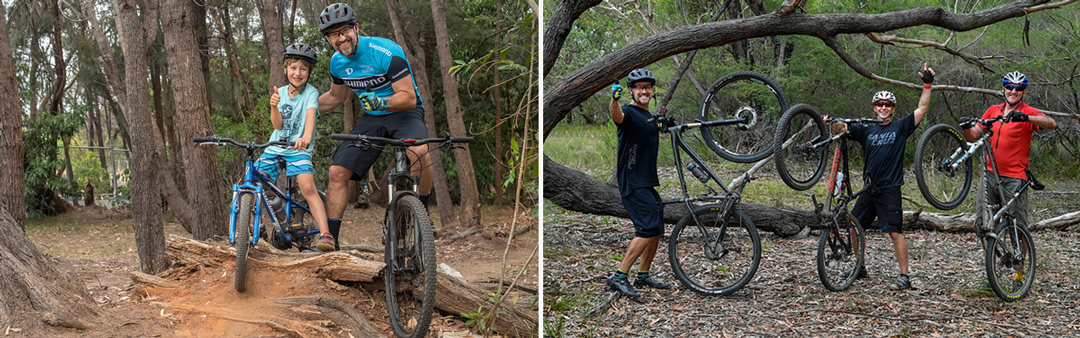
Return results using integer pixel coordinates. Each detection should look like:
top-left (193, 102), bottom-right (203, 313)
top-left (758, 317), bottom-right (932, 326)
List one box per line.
top-left (873, 101), bottom-right (894, 108)
top-left (631, 84), bottom-right (654, 90)
top-left (324, 26), bottom-right (353, 39)
top-left (1004, 84), bottom-right (1027, 91)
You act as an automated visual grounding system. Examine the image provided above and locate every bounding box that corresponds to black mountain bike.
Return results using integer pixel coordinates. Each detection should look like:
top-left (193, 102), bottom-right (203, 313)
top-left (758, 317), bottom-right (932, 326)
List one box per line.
top-left (698, 71), bottom-right (789, 163)
top-left (330, 132), bottom-right (472, 338)
top-left (652, 110), bottom-right (763, 296)
top-left (913, 116), bottom-right (1041, 301)
top-left (773, 104), bottom-right (881, 291)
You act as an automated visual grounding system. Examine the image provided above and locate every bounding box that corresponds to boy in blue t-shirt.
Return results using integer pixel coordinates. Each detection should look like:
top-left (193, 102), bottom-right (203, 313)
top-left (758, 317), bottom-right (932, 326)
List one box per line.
top-left (257, 43), bottom-right (334, 252)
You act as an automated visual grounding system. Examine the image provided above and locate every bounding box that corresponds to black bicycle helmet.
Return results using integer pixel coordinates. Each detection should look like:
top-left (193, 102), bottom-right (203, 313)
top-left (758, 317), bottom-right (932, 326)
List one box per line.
top-left (627, 68), bottom-right (656, 87)
top-left (283, 43), bottom-right (318, 65)
top-left (319, 3), bottom-right (357, 34)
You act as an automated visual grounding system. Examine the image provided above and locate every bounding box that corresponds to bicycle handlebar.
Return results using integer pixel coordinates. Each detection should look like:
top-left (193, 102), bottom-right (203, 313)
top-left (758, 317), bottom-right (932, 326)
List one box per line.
top-left (329, 133), bottom-right (474, 147)
top-left (824, 117), bottom-right (885, 125)
top-left (193, 135), bottom-right (293, 149)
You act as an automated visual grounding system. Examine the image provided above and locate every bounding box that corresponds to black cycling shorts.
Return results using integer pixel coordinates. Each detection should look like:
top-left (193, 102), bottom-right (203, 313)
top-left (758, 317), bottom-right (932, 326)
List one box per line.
top-left (622, 187), bottom-right (664, 238)
top-left (331, 107), bottom-right (428, 181)
top-left (851, 186), bottom-right (904, 233)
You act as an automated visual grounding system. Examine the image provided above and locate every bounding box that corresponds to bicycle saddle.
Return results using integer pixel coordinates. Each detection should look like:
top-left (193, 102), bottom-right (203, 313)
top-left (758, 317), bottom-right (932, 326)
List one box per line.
top-left (1024, 169), bottom-right (1045, 191)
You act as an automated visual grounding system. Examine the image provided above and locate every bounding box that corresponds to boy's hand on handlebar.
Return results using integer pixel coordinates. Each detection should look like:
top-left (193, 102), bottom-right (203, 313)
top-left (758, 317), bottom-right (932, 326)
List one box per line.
top-left (294, 136), bottom-right (311, 150)
top-left (269, 86), bottom-right (281, 106)
top-left (611, 84), bottom-right (623, 101)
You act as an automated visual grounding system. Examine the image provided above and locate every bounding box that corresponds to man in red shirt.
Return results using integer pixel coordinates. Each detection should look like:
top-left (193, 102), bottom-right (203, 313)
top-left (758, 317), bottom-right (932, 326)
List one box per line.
top-left (961, 71), bottom-right (1056, 240)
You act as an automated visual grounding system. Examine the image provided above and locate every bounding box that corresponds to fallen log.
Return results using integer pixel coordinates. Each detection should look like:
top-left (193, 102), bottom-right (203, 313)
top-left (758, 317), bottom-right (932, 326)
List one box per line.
top-left (433, 274), bottom-right (539, 338)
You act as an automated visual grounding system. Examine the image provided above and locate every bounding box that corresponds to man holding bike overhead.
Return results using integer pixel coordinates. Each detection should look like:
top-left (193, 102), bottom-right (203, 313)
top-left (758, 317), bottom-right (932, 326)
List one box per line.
top-left (316, 3), bottom-right (432, 249)
top-left (606, 68), bottom-right (672, 301)
top-left (831, 63), bottom-right (936, 291)
top-left (960, 71), bottom-right (1056, 242)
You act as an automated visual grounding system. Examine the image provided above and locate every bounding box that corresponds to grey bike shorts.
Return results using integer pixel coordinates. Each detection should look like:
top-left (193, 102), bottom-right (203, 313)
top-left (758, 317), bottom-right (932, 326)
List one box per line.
top-left (331, 107), bottom-right (428, 181)
top-left (852, 186), bottom-right (904, 233)
top-left (622, 187), bottom-right (664, 238)
top-left (975, 171), bottom-right (1029, 237)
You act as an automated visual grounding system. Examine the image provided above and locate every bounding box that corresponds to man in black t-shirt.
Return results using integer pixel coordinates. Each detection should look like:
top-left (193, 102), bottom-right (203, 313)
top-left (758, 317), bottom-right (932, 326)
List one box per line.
top-left (605, 68), bottom-right (671, 301)
top-left (831, 63), bottom-right (935, 291)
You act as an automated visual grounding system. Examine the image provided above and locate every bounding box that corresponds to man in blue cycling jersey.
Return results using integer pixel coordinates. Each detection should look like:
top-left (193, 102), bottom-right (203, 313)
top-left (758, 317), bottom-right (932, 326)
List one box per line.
top-left (316, 3), bottom-right (432, 249)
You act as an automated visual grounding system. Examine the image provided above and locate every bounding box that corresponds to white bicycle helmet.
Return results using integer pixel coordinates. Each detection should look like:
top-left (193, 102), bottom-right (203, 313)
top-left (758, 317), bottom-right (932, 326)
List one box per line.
top-left (872, 90), bottom-right (896, 105)
top-left (1002, 71), bottom-right (1028, 86)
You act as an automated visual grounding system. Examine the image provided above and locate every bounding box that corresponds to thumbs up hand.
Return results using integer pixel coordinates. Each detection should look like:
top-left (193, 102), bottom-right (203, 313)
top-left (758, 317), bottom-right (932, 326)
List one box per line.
top-left (270, 86), bottom-right (281, 106)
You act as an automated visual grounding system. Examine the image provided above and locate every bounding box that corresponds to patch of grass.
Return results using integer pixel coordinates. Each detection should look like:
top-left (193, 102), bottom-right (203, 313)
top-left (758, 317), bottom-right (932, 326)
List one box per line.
top-left (545, 123), bottom-right (618, 176)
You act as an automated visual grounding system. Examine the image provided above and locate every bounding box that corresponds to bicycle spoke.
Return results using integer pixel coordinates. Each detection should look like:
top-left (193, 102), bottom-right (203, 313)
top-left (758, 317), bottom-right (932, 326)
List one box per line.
top-left (774, 104), bottom-right (827, 191)
top-left (700, 71), bottom-right (789, 163)
top-left (985, 222), bottom-right (1035, 301)
top-left (817, 213), bottom-right (864, 291)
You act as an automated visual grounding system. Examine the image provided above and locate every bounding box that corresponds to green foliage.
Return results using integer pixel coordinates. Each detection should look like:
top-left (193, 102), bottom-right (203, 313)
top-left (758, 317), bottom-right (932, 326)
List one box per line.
top-left (23, 109), bottom-right (85, 218)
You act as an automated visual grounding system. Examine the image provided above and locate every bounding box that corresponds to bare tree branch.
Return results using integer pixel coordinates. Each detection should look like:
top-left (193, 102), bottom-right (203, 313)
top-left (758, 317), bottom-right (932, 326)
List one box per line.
top-left (865, 32), bottom-right (995, 72)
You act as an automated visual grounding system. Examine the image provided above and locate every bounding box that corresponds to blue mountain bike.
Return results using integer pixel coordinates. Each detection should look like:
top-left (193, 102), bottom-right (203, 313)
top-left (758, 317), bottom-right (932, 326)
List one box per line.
top-left (194, 136), bottom-right (325, 292)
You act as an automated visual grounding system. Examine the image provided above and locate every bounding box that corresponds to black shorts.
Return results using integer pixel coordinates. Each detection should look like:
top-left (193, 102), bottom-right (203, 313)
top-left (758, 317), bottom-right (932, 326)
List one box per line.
top-left (851, 186), bottom-right (903, 233)
top-left (622, 187), bottom-right (664, 238)
top-left (331, 107), bottom-right (428, 181)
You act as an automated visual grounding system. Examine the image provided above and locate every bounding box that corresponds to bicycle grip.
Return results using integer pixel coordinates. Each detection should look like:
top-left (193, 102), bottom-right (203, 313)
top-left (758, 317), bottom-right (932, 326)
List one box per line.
top-left (330, 133), bottom-right (356, 141)
top-left (450, 137), bottom-right (474, 143)
top-left (193, 136), bottom-right (217, 143)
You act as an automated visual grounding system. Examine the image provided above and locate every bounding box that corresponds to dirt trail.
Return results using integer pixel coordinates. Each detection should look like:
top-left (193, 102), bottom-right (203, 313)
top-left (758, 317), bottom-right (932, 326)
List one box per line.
top-left (26, 205), bottom-right (538, 337)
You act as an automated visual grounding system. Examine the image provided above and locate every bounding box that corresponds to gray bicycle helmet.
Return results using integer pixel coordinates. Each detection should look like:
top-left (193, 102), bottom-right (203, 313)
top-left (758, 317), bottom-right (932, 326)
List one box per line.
top-left (627, 68), bottom-right (656, 86)
top-left (283, 43), bottom-right (318, 65)
top-left (1002, 71), bottom-right (1028, 86)
top-left (319, 3), bottom-right (357, 34)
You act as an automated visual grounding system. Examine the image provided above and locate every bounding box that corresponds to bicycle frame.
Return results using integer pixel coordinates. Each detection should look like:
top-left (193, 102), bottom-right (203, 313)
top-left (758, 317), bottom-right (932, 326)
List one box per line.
top-left (662, 117), bottom-right (753, 215)
top-left (943, 117), bottom-right (1036, 232)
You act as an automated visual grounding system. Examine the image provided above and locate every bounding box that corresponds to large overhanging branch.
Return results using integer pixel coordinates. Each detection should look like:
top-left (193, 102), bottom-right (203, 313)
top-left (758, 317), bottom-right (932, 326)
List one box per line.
top-left (823, 36), bottom-right (1080, 120)
top-left (865, 32), bottom-right (995, 72)
top-left (544, 0), bottom-right (1078, 138)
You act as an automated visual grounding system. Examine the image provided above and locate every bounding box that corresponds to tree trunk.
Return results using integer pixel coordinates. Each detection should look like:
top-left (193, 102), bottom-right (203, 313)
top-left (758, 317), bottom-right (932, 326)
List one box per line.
top-left (288, 0), bottom-right (297, 43)
top-left (91, 95), bottom-right (109, 170)
top-left (431, 0), bottom-right (481, 228)
top-left (255, 0), bottom-right (286, 88)
top-left (112, 0), bottom-right (171, 274)
top-left (29, 34), bottom-right (39, 120)
top-left (386, 0), bottom-right (457, 227)
top-left (0, 5), bottom-right (25, 225)
top-left (162, 0), bottom-right (228, 240)
top-left (191, 0), bottom-right (212, 114)
top-left (542, 0), bottom-right (603, 77)
top-left (151, 56), bottom-right (166, 146)
top-left (0, 212), bottom-right (99, 330)
top-left (492, 0), bottom-right (505, 206)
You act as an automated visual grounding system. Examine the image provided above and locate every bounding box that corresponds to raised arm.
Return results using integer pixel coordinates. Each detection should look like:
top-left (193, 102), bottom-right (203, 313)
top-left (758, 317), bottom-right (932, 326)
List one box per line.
top-left (912, 63), bottom-right (935, 126)
top-left (609, 84), bottom-right (624, 124)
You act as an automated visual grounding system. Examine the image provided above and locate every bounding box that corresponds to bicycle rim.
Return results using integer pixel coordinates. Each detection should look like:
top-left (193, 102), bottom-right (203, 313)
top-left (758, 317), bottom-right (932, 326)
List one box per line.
top-left (384, 195), bottom-right (436, 338)
top-left (985, 222), bottom-right (1036, 302)
top-left (773, 104), bottom-right (827, 191)
top-left (817, 213), bottom-right (864, 292)
top-left (669, 205), bottom-right (761, 295)
top-left (914, 124), bottom-right (973, 210)
top-left (234, 194), bottom-right (253, 292)
top-left (699, 71), bottom-right (789, 163)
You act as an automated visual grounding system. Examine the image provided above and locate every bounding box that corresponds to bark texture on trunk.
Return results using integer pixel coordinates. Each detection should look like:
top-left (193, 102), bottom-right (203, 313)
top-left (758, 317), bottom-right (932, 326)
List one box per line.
top-left (112, 0), bottom-right (171, 274)
top-left (256, 0), bottom-right (286, 88)
top-left (162, 0), bottom-right (227, 240)
top-left (431, 0), bottom-right (481, 228)
top-left (0, 4), bottom-right (25, 225)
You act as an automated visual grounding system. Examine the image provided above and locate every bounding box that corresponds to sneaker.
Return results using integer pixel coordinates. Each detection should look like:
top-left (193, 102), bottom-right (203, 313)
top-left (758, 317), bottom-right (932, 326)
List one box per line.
top-left (891, 274), bottom-right (912, 291)
top-left (315, 233), bottom-right (336, 252)
top-left (854, 266), bottom-right (869, 280)
top-left (634, 275), bottom-right (672, 289)
top-left (605, 274), bottom-right (641, 300)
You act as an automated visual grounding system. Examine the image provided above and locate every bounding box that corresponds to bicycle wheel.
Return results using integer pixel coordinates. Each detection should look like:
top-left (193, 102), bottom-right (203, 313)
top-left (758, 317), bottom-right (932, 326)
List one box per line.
top-left (669, 204), bottom-right (761, 295)
top-left (985, 219), bottom-right (1036, 302)
top-left (699, 70), bottom-right (789, 163)
top-left (234, 193), bottom-right (253, 292)
top-left (385, 195), bottom-right (436, 338)
top-left (817, 212), bottom-right (865, 292)
top-left (914, 124), bottom-right (973, 210)
top-left (773, 104), bottom-right (828, 191)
